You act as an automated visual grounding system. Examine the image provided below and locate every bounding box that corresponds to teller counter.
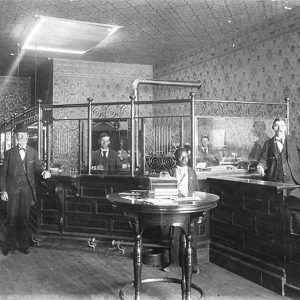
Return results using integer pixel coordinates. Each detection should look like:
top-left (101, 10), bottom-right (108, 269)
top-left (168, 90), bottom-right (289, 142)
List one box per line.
top-left (207, 175), bottom-right (300, 297)
top-left (196, 165), bottom-right (249, 191)
top-left (35, 174), bottom-right (149, 240)
top-left (33, 173), bottom-right (212, 263)
top-left (34, 173), bottom-right (211, 254)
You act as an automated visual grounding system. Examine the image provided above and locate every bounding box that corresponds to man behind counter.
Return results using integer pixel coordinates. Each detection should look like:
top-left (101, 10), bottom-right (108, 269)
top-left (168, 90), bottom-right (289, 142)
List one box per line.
top-left (197, 135), bottom-right (220, 167)
top-left (257, 118), bottom-right (300, 197)
top-left (91, 132), bottom-right (121, 171)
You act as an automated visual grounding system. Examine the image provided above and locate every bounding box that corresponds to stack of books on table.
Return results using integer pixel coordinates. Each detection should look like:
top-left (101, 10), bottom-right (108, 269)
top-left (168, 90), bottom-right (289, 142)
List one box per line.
top-left (149, 176), bottom-right (178, 199)
top-left (152, 188), bottom-right (178, 199)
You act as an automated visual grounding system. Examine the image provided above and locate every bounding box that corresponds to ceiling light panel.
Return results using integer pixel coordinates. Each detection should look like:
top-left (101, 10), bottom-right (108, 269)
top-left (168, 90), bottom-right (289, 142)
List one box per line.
top-left (21, 15), bottom-right (122, 55)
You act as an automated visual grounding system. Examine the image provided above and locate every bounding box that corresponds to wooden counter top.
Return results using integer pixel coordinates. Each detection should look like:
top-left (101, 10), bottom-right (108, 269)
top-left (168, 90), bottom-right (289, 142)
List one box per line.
top-left (208, 174), bottom-right (300, 191)
top-left (196, 165), bottom-right (300, 191)
top-left (196, 165), bottom-right (246, 180)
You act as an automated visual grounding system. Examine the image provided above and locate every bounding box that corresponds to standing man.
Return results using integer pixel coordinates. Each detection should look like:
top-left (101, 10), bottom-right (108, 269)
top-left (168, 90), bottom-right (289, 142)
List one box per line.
top-left (257, 118), bottom-right (300, 197)
top-left (91, 132), bottom-right (121, 170)
top-left (0, 123), bottom-right (51, 255)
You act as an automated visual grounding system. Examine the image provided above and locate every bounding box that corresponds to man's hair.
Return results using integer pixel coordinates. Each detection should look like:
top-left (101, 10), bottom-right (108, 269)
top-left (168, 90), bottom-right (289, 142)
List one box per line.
top-left (98, 132), bottom-right (110, 140)
top-left (201, 135), bottom-right (209, 141)
top-left (272, 118), bottom-right (286, 126)
top-left (174, 147), bottom-right (187, 160)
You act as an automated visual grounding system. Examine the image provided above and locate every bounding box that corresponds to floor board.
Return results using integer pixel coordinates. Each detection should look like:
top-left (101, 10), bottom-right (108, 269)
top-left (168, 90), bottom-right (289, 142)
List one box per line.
top-left (0, 244), bottom-right (294, 300)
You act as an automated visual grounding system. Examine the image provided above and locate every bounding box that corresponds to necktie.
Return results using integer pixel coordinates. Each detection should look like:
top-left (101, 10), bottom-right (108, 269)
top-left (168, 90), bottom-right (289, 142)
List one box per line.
top-left (101, 150), bottom-right (108, 168)
top-left (204, 147), bottom-right (208, 154)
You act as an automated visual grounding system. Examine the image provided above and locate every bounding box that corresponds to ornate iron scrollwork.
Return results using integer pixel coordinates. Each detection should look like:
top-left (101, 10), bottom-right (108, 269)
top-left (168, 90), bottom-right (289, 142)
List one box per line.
top-left (145, 154), bottom-right (176, 174)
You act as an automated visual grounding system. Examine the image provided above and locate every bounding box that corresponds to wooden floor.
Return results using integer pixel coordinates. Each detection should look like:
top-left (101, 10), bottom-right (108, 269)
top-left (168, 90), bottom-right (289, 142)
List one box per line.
top-left (0, 241), bottom-right (294, 300)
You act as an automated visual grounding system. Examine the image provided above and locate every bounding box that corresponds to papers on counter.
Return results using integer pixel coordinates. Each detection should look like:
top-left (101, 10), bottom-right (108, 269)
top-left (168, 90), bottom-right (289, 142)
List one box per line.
top-left (144, 198), bottom-right (177, 205)
top-left (119, 192), bottom-right (142, 196)
top-left (119, 194), bottom-right (202, 205)
top-left (121, 196), bottom-right (141, 201)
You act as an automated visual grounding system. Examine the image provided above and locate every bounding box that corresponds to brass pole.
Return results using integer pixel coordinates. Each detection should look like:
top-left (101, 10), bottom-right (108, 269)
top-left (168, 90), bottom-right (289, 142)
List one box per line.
top-left (285, 97), bottom-right (290, 135)
top-left (190, 92), bottom-right (196, 170)
top-left (130, 95), bottom-right (135, 177)
top-left (46, 121), bottom-right (50, 169)
top-left (87, 98), bottom-right (93, 175)
top-left (3, 116), bottom-right (6, 153)
top-left (132, 79), bottom-right (201, 91)
top-left (37, 99), bottom-right (42, 160)
top-left (11, 114), bottom-right (15, 147)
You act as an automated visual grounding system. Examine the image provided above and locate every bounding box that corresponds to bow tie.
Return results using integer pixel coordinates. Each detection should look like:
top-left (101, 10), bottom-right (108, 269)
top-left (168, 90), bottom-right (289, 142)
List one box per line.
top-left (19, 147), bottom-right (27, 151)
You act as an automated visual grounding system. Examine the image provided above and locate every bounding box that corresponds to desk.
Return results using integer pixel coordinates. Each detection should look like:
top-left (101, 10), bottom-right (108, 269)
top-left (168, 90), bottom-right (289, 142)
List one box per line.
top-left (108, 191), bottom-right (219, 300)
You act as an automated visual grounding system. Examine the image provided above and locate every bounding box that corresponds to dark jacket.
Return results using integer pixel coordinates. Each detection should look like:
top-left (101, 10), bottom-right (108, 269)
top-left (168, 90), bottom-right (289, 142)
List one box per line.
top-left (259, 135), bottom-right (300, 184)
top-left (0, 145), bottom-right (43, 203)
top-left (91, 149), bottom-right (121, 170)
top-left (197, 146), bottom-right (220, 166)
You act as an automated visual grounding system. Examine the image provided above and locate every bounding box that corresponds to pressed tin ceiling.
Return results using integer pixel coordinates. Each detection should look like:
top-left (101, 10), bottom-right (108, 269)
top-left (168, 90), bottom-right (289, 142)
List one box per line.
top-left (0, 0), bottom-right (299, 76)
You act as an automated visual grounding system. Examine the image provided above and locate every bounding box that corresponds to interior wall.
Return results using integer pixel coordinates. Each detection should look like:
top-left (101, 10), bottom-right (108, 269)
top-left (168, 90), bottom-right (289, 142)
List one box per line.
top-left (0, 76), bottom-right (31, 124)
top-left (53, 58), bottom-right (153, 105)
top-left (153, 17), bottom-right (300, 139)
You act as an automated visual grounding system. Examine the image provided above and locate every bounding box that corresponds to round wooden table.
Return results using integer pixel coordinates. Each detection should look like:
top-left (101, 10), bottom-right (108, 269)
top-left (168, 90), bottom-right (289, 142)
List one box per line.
top-left (108, 190), bottom-right (219, 300)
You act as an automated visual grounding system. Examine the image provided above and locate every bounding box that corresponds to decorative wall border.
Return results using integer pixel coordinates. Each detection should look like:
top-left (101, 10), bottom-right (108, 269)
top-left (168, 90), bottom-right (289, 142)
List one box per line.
top-left (48, 100), bottom-right (288, 120)
top-left (92, 104), bottom-right (131, 119)
top-left (195, 100), bottom-right (288, 118)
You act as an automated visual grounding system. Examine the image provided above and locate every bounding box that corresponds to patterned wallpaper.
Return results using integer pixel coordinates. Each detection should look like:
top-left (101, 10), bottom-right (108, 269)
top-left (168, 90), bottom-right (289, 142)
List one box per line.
top-left (53, 59), bottom-right (153, 105)
top-left (50, 59), bottom-right (153, 170)
top-left (153, 19), bottom-right (300, 139)
top-left (0, 76), bottom-right (31, 123)
top-left (51, 120), bottom-right (80, 170)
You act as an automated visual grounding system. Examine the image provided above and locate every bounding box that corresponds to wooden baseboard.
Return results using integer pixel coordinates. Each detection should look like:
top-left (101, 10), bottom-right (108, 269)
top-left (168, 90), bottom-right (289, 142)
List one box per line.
top-left (284, 283), bottom-right (300, 299)
top-left (210, 243), bottom-right (285, 296)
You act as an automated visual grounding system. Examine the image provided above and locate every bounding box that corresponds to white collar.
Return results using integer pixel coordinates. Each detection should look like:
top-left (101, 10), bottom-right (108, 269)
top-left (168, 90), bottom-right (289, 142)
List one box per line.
top-left (275, 135), bottom-right (285, 143)
top-left (177, 165), bottom-right (188, 171)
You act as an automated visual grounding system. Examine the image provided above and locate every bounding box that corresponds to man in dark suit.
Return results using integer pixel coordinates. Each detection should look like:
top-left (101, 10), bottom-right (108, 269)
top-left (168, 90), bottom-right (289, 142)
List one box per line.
top-left (257, 118), bottom-right (300, 197)
top-left (197, 135), bottom-right (220, 167)
top-left (0, 123), bottom-right (51, 255)
top-left (91, 132), bottom-right (121, 170)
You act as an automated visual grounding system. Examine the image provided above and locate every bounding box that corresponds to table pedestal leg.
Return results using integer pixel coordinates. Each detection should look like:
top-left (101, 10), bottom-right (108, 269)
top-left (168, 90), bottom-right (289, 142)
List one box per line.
top-left (179, 232), bottom-right (187, 300)
top-left (184, 234), bottom-right (193, 300)
top-left (179, 228), bottom-right (193, 300)
top-left (133, 234), bottom-right (142, 300)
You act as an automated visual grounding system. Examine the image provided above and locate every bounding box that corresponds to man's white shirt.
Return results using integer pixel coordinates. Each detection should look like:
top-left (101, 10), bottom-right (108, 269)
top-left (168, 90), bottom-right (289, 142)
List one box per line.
top-left (175, 165), bottom-right (189, 197)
